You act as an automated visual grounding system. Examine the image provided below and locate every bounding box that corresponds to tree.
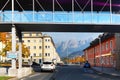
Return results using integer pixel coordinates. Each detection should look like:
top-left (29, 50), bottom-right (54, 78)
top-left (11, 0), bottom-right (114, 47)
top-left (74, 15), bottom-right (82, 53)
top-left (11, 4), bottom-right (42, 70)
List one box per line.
top-left (0, 41), bottom-right (30, 58)
top-left (22, 44), bottom-right (30, 58)
top-left (0, 32), bottom-right (7, 43)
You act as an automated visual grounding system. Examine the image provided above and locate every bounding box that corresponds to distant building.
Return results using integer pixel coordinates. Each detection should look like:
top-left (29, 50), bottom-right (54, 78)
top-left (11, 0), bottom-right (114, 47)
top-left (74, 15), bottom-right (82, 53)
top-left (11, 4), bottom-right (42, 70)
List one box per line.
top-left (83, 33), bottom-right (120, 69)
top-left (21, 32), bottom-right (61, 64)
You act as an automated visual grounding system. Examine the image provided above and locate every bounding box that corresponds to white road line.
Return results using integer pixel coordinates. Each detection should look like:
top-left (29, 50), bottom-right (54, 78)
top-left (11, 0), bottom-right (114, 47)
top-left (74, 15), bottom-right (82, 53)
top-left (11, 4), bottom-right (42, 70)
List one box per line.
top-left (29, 73), bottom-right (40, 78)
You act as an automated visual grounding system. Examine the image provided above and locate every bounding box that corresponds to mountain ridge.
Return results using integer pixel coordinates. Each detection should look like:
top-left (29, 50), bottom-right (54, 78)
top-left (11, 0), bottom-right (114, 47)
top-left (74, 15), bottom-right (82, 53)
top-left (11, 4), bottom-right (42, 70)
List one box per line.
top-left (55, 38), bottom-right (93, 58)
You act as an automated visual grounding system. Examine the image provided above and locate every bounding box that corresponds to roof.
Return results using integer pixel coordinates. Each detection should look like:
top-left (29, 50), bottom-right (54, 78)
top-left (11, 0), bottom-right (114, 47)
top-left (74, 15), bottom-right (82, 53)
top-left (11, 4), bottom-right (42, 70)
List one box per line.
top-left (0, 0), bottom-right (119, 12)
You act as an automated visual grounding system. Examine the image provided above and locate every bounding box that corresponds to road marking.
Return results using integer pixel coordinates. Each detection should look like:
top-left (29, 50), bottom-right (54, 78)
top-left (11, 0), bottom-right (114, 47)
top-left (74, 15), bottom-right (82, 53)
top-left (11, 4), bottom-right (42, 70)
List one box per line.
top-left (29, 73), bottom-right (40, 78)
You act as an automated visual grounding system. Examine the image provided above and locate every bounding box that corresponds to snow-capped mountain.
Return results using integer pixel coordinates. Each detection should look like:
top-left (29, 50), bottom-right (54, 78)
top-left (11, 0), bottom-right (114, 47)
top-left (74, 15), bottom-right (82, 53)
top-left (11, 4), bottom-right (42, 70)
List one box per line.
top-left (55, 38), bottom-right (93, 58)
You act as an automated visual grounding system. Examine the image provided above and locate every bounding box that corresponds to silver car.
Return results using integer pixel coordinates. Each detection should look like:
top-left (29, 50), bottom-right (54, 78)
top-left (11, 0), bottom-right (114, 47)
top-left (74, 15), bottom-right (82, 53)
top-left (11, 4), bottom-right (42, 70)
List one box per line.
top-left (41, 62), bottom-right (56, 72)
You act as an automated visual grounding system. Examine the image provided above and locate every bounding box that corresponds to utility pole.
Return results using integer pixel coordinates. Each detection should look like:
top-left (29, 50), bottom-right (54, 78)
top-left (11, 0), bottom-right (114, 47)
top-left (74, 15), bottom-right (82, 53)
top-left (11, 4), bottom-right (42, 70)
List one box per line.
top-left (99, 37), bottom-right (103, 71)
top-left (115, 33), bottom-right (120, 70)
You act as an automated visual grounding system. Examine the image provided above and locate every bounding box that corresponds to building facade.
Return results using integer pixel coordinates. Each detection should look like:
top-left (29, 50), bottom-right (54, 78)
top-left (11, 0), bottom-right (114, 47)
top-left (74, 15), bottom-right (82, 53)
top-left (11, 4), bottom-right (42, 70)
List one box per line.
top-left (83, 33), bottom-right (119, 69)
top-left (21, 32), bottom-right (60, 64)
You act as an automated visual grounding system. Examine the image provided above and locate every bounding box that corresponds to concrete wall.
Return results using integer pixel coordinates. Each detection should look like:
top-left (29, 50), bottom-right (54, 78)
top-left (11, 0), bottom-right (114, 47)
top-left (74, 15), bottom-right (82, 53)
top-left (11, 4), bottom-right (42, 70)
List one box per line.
top-left (17, 67), bottom-right (33, 78)
top-left (0, 67), bottom-right (7, 76)
top-left (8, 67), bottom-right (33, 79)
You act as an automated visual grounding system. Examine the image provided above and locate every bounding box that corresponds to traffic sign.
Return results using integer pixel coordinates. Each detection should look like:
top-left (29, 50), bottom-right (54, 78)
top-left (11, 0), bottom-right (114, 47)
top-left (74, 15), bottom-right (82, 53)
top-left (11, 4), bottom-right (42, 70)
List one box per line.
top-left (7, 52), bottom-right (18, 59)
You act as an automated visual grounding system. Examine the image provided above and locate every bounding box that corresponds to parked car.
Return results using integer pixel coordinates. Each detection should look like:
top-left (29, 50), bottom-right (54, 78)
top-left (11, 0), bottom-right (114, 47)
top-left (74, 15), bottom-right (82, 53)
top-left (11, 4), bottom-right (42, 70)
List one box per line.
top-left (31, 62), bottom-right (40, 67)
top-left (41, 61), bottom-right (56, 72)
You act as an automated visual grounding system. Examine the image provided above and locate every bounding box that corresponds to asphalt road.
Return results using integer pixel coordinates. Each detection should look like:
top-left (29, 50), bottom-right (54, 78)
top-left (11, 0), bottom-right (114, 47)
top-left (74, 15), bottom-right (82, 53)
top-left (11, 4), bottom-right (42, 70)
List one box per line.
top-left (20, 65), bottom-right (120, 80)
top-left (20, 72), bottom-right (53, 80)
top-left (51, 65), bottom-right (120, 80)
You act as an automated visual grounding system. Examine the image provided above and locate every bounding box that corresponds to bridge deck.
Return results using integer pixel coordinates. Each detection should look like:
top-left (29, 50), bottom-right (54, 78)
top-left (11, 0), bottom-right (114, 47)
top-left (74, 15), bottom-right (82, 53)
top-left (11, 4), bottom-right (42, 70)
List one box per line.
top-left (0, 11), bottom-right (119, 32)
top-left (0, 22), bottom-right (120, 32)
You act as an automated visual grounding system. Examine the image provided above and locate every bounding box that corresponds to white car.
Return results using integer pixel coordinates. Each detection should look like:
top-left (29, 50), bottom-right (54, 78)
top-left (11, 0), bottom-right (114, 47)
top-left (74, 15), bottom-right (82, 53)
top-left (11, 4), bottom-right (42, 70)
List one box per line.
top-left (41, 62), bottom-right (56, 72)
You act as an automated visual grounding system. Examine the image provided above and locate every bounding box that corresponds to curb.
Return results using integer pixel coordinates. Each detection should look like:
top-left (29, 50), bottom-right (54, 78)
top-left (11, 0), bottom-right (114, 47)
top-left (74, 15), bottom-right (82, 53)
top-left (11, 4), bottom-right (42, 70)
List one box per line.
top-left (92, 68), bottom-right (120, 77)
top-left (8, 77), bottom-right (18, 80)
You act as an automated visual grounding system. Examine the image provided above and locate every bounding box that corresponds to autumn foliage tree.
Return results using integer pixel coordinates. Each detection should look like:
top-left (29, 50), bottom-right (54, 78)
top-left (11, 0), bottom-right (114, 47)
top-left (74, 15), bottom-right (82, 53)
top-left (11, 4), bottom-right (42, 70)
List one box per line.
top-left (68, 56), bottom-right (85, 63)
top-left (0, 32), bottom-right (30, 58)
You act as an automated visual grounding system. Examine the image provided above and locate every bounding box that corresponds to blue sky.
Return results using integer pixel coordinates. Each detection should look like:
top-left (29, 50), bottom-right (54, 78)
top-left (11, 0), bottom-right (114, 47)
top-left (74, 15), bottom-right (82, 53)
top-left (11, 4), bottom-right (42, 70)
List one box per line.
top-left (43, 32), bottom-right (102, 43)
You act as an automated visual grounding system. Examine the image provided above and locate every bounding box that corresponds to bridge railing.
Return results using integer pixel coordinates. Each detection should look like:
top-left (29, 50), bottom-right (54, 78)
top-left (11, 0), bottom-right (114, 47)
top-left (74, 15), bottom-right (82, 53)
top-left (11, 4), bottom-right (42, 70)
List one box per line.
top-left (0, 11), bottom-right (120, 24)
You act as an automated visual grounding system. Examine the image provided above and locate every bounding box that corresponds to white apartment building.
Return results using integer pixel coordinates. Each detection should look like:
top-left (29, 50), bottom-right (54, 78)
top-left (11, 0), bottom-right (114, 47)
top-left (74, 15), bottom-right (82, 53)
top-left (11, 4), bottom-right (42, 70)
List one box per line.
top-left (22, 32), bottom-right (61, 64)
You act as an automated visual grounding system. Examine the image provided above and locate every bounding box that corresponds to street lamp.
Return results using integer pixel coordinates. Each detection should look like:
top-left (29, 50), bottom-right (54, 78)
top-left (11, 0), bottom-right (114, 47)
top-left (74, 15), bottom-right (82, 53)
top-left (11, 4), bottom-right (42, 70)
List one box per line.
top-left (67, 47), bottom-right (69, 64)
top-left (98, 37), bottom-right (103, 71)
top-left (30, 54), bottom-right (33, 67)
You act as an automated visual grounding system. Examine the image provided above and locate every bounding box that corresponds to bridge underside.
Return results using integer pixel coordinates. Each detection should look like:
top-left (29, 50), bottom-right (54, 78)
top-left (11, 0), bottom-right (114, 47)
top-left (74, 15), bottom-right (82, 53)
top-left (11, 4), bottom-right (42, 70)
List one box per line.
top-left (0, 23), bottom-right (120, 32)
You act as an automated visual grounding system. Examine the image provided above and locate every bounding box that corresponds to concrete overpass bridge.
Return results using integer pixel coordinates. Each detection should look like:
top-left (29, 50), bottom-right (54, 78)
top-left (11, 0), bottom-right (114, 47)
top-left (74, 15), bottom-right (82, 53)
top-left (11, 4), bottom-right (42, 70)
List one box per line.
top-left (0, 0), bottom-right (119, 32)
top-left (0, 0), bottom-right (119, 77)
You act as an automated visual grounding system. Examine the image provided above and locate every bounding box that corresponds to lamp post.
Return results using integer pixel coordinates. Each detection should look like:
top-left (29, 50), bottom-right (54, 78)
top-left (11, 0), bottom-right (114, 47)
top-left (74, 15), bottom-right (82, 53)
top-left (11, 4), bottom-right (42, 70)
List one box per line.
top-left (67, 47), bottom-right (69, 64)
top-left (98, 37), bottom-right (103, 71)
top-left (30, 54), bottom-right (33, 68)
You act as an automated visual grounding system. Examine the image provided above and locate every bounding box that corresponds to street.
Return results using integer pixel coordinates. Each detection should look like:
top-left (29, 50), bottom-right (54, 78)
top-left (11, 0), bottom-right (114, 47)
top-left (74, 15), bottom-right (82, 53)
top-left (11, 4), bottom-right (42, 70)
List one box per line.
top-left (21, 65), bottom-right (120, 80)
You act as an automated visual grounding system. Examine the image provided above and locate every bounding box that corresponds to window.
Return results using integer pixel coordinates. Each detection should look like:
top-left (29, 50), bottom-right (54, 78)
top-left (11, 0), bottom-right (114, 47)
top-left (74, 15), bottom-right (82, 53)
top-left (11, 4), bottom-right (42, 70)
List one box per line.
top-left (45, 46), bottom-right (47, 48)
top-left (45, 39), bottom-right (47, 42)
top-left (48, 53), bottom-right (50, 56)
top-left (106, 42), bottom-right (108, 50)
top-left (45, 39), bottom-right (50, 42)
top-left (45, 53), bottom-right (50, 57)
top-left (45, 46), bottom-right (50, 49)
top-left (45, 53), bottom-right (47, 56)
top-left (39, 46), bottom-right (42, 49)
top-left (34, 53), bottom-right (36, 57)
top-left (110, 40), bottom-right (113, 48)
top-left (34, 46), bottom-right (36, 49)
top-left (39, 53), bottom-right (41, 57)
top-left (39, 40), bottom-right (42, 42)
top-left (48, 39), bottom-right (50, 42)
top-left (28, 40), bottom-right (30, 42)
top-left (48, 46), bottom-right (50, 48)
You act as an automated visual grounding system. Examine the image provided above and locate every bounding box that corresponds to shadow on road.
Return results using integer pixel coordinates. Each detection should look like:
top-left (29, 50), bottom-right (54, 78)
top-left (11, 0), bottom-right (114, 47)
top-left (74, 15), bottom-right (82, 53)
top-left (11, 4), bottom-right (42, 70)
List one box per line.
top-left (32, 66), bottom-right (41, 72)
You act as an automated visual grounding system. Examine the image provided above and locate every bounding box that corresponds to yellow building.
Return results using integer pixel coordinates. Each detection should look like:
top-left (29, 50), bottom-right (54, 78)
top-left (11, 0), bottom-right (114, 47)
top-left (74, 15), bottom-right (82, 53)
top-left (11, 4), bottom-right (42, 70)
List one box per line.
top-left (22, 32), bottom-right (61, 64)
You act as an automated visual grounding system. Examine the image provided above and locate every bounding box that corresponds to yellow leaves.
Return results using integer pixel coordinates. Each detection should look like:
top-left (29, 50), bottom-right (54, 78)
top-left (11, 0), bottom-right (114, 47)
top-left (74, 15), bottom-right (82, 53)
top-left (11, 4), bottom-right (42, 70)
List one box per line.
top-left (0, 32), bottom-right (7, 43)
top-left (0, 40), bottom-right (30, 58)
top-left (22, 44), bottom-right (30, 58)
top-left (68, 56), bottom-right (85, 63)
top-left (0, 32), bottom-right (30, 58)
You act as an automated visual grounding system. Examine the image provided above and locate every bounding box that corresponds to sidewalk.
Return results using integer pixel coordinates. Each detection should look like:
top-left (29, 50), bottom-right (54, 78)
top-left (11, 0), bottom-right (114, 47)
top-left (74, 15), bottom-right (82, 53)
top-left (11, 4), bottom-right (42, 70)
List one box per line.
top-left (92, 67), bottom-right (120, 77)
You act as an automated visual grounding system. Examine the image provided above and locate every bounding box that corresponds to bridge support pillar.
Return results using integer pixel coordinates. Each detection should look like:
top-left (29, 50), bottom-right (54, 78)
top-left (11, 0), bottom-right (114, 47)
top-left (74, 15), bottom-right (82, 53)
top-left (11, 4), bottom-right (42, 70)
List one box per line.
top-left (11, 25), bottom-right (16, 69)
top-left (18, 34), bottom-right (22, 69)
top-left (8, 25), bottom-right (17, 77)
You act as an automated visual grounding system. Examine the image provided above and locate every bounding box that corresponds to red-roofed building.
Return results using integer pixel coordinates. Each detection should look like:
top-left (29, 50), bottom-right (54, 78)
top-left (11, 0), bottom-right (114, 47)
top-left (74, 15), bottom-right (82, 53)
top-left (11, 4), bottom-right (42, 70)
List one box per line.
top-left (83, 33), bottom-right (120, 69)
